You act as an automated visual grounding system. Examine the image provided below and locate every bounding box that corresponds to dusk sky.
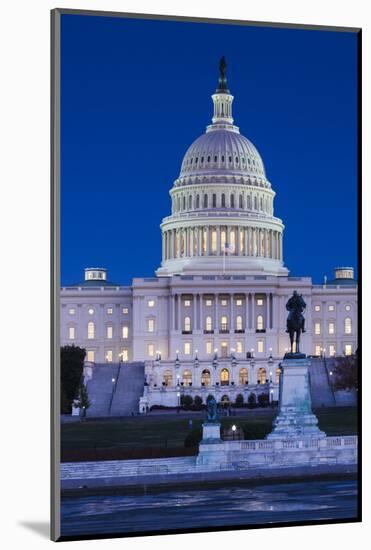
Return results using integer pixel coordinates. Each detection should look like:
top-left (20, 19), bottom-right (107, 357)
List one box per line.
top-left (61, 14), bottom-right (358, 286)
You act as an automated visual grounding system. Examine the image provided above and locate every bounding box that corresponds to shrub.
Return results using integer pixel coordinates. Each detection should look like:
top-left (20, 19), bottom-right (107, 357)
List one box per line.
top-left (180, 394), bottom-right (194, 409)
top-left (258, 393), bottom-right (269, 407)
top-left (235, 394), bottom-right (244, 408)
top-left (193, 395), bottom-right (203, 410)
top-left (184, 427), bottom-right (202, 448)
top-left (247, 393), bottom-right (257, 408)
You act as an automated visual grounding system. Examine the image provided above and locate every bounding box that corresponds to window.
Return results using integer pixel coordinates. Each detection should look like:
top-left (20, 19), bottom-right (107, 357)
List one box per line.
top-left (147, 319), bottom-right (155, 333)
top-left (329, 345), bottom-right (336, 357)
top-left (256, 315), bottom-right (264, 330)
top-left (314, 322), bottom-right (321, 335)
top-left (122, 326), bottom-right (129, 339)
top-left (221, 342), bottom-right (228, 358)
top-left (236, 315), bottom-right (243, 330)
top-left (106, 350), bottom-right (113, 363)
top-left (220, 368), bottom-right (229, 385)
top-left (163, 370), bottom-right (173, 386)
top-left (122, 349), bottom-right (129, 362)
top-left (221, 299), bottom-right (228, 306)
top-left (87, 321), bottom-right (95, 339)
top-left (220, 315), bottom-right (228, 331)
top-left (122, 307), bottom-right (129, 314)
top-left (239, 368), bottom-right (248, 384)
top-left (205, 316), bottom-right (213, 331)
top-left (184, 316), bottom-right (191, 332)
top-left (256, 298), bottom-right (263, 306)
top-left (328, 322), bottom-right (335, 335)
top-left (328, 305), bottom-right (335, 312)
top-left (184, 342), bottom-right (191, 355)
top-left (221, 194), bottom-right (226, 207)
top-left (257, 340), bottom-right (264, 354)
top-left (184, 299), bottom-right (191, 307)
top-left (87, 350), bottom-right (95, 362)
top-left (148, 300), bottom-right (155, 308)
top-left (68, 308), bottom-right (75, 315)
top-left (344, 317), bottom-right (352, 334)
top-left (107, 307), bottom-right (113, 315)
top-left (201, 369), bottom-right (211, 386)
top-left (211, 230), bottom-right (217, 253)
top-left (205, 299), bottom-right (213, 306)
top-left (206, 341), bottom-right (212, 354)
top-left (315, 345), bottom-right (321, 356)
top-left (212, 194), bottom-right (216, 207)
top-left (236, 298), bottom-right (242, 306)
top-left (345, 305), bottom-right (351, 312)
top-left (314, 305), bottom-right (321, 312)
top-left (68, 326), bottom-right (75, 340)
top-left (88, 308), bottom-right (94, 315)
top-left (147, 343), bottom-right (155, 357)
top-left (257, 367), bottom-right (266, 384)
top-left (236, 341), bottom-right (243, 354)
top-left (345, 344), bottom-right (352, 356)
top-left (276, 368), bottom-right (281, 383)
top-left (183, 370), bottom-right (192, 386)
top-left (106, 326), bottom-right (113, 339)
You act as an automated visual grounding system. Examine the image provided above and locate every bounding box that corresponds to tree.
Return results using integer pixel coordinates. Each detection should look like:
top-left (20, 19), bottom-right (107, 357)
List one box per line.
top-left (61, 345), bottom-right (86, 414)
top-left (180, 394), bottom-right (193, 409)
top-left (75, 382), bottom-right (91, 421)
top-left (333, 354), bottom-right (358, 391)
top-left (235, 394), bottom-right (244, 408)
top-left (258, 393), bottom-right (269, 407)
top-left (247, 393), bottom-right (256, 408)
top-left (193, 395), bottom-right (203, 410)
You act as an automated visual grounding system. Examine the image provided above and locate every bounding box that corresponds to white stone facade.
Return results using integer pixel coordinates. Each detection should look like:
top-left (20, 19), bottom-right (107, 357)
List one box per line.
top-left (60, 65), bottom-right (357, 409)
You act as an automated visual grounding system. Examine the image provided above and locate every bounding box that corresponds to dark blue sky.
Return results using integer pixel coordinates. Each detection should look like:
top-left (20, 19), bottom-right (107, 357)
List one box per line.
top-left (61, 14), bottom-right (358, 285)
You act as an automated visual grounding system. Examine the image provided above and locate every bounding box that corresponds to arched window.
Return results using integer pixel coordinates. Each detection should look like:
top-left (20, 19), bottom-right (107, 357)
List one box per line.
top-left (220, 342), bottom-right (228, 358)
top-left (201, 369), bottom-right (211, 386)
top-left (239, 368), bottom-right (248, 385)
top-left (236, 315), bottom-right (243, 331)
top-left (258, 368), bottom-right (267, 384)
top-left (260, 197), bottom-right (263, 210)
top-left (205, 316), bottom-right (213, 332)
top-left (220, 368), bottom-right (229, 385)
top-left (183, 196), bottom-right (186, 210)
top-left (254, 196), bottom-right (258, 210)
top-left (212, 193), bottom-right (217, 207)
top-left (211, 229), bottom-right (217, 253)
top-left (122, 325), bottom-right (129, 338)
top-left (275, 368), bottom-right (281, 384)
top-left (184, 316), bottom-right (191, 332)
top-left (239, 194), bottom-right (243, 208)
top-left (163, 370), bottom-right (173, 386)
top-left (230, 229), bottom-right (236, 253)
top-left (221, 228), bottom-right (226, 250)
top-left (221, 193), bottom-right (226, 207)
top-left (230, 194), bottom-right (235, 208)
top-left (196, 194), bottom-right (200, 209)
top-left (220, 315), bottom-right (228, 331)
top-left (256, 315), bottom-right (264, 330)
top-left (87, 321), bottom-right (95, 339)
top-left (247, 195), bottom-right (251, 209)
top-left (177, 196), bottom-right (180, 211)
top-left (203, 194), bottom-right (208, 208)
top-left (182, 369), bottom-right (192, 386)
top-left (344, 317), bottom-right (352, 334)
top-left (188, 195), bottom-right (192, 209)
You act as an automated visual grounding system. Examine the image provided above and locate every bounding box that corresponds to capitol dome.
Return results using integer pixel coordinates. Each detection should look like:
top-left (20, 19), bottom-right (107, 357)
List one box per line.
top-left (156, 57), bottom-right (288, 278)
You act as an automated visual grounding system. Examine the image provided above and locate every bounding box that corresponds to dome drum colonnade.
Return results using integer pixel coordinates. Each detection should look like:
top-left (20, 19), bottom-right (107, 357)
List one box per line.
top-left (157, 59), bottom-right (287, 277)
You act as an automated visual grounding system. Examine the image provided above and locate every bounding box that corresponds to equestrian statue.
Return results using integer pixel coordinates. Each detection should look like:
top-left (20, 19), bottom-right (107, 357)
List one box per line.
top-left (286, 290), bottom-right (306, 355)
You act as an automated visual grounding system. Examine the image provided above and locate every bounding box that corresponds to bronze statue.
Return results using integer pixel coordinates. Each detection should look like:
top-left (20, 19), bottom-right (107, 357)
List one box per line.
top-left (286, 290), bottom-right (306, 354)
top-left (206, 395), bottom-right (218, 423)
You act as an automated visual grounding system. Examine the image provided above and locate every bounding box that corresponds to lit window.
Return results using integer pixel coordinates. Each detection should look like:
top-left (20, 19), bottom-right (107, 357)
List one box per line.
top-left (122, 349), bottom-right (129, 361)
top-left (220, 368), bottom-right (229, 385)
top-left (122, 307), bottom-right (129, 314)
top-left (148, 300), bottom-right (155, 308)
top-left (314, 322), bottom-right (321, 335)
top-left (201, 369), bottom-right (211, 386)
top-left (220, 315), bottom-right (228, 331)
top-left (147, 343), bottom-right (155, 357)
top-left (256, 315), bottom-right (264, 330)
top-left (147, 319), bottom-right (155, 333)
top-left (206, 341), bottom-right (212, 354)
top-left (345, 305), bottom-right (351, 312)
top-left (88, 308), bottom-right (94, 315)
top-left (184, 316), bottom-right (191, 331)
top-left (205, 316), bottom-right (213, 331)
top-left (87, 321), bottom-right (95, 339)
top-left (257, 340), bottom-right (264, 353)
top-left (328, 305), bottom-right (335, 312)
top-left (314, 305), bottom-right (321, 312)
top-left (345, 344), bottom-right (352, 356)
top-left (276, 368), bottom-right (281, 383)
top-left (236, 341), bottom-right (243, 354)
top-left (184, 342), bottom-right (191, 355)
top-left (344, 317), bottom-right (352, 334)
top-left (106, 350), bottom-right (113, 363)
top-left (315, 345), bottom-right (321, 356)
top-left (257, 367), bottom-right (266, 383)
top-left (68, 308), bottom-right (75, 315)
top-left (87, 350), bottom-right (95, 362)
top-left (68, 327), bottom-right (75, 340)
top-left (205, 299), bottom-right (213, 307)
top-left (236, 315), bottom-right (243, 330)
top-left (239, 368), bottom-right (248, 384)
top-left (122, 326), bottom-right (129, 339)
top-left (256, 298), bottom-right (264, 306)
top-left (183, 370), bottom-right (192, 386)
top-left (106, 326), bottom-right (113, 339)
top-left (329, 345), bottom-right (336, 357)
top-left (236, 299), bottom-right (242, 306)
top-left (221, 342), bottom-right (228, 358)
top-left (328, 322), bottom-right (335, 335)
top-left (163, 370), bottom-right (173, 386)
top-left (107, 307), bottom-right (113, 315)
top-left (221, 299), bottom-right (228, 306)
top-left (184, 299), bottom-right (191, 307)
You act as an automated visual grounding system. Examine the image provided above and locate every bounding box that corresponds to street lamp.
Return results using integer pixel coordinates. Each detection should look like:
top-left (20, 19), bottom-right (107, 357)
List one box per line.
top-left (232, 424), bottom-right (237, 440)
top-left (251, 348), bottom-right (254, 358)
top-left (269, 347), bottom-right (273, 359)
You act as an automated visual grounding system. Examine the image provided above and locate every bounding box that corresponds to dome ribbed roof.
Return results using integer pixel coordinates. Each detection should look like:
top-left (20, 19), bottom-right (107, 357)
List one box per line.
top-left (179, 129), bottom-right (266, 178)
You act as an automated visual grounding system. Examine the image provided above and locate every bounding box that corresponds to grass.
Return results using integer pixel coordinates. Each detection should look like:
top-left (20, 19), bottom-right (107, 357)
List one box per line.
top-left (61, 406), bottom-right (357, 462)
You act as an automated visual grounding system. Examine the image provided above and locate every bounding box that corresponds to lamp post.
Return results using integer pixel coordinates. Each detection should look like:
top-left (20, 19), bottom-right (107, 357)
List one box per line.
top-left (231, 424), bottom-right (237, 441)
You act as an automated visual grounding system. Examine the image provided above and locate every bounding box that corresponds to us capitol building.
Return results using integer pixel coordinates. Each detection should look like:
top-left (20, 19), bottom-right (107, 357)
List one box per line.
top-left (61, 60), bottom-right (357, 410)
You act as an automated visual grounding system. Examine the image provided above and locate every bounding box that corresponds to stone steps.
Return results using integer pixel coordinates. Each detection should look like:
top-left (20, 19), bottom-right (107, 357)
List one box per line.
top-left (309, 358), bottom-right (336, 407)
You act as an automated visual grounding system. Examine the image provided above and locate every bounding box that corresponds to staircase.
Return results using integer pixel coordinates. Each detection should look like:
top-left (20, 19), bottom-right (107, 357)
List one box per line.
top-left (309, 358), bottom-right (336, 407)
top-left (85, 362), bottom-right (145, 418)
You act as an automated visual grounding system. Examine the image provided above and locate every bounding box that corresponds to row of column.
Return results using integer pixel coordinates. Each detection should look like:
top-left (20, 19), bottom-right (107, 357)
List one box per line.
top-left (163, 226), bottom-right (282, 261)
top-left (170, 293), bottom-right (274, 332)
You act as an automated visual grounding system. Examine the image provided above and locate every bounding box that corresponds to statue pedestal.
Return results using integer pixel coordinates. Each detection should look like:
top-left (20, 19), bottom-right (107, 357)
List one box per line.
top-left (267, 357), bottom-right (325, 439)
top-left (201, 422), bottom-right (221, 443)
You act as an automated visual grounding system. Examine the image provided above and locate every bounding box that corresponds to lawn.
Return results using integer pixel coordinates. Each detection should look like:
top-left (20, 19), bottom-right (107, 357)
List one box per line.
top-left (61, 406), bottom-right (358, 462)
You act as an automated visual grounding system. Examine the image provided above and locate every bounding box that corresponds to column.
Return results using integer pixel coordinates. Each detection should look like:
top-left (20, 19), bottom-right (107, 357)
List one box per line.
top-left (215, 293), bottom-right (219, 333)
top-left (252, 293), bottom-right (255, 330)
top-left (217, 226), bottom-right (221, 255)
top-left (230, 293), bottom-right (234, 331)
top-left (264, 230), bottom-right (268, 258)
top-left (199, 294), bottom-right (203, 331)
top-left (236, 227), bottom-right (240, 256)
top-left (177, 294), bottom-right (181, 331)
top-left (193, 294), bottom-right (197, 331)
top-left (266, 293), bottom-right (270, 329)
top-left (245, 293), bottom-right (249, 330)
top-left (171, 295), bottom-right (176, 330)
